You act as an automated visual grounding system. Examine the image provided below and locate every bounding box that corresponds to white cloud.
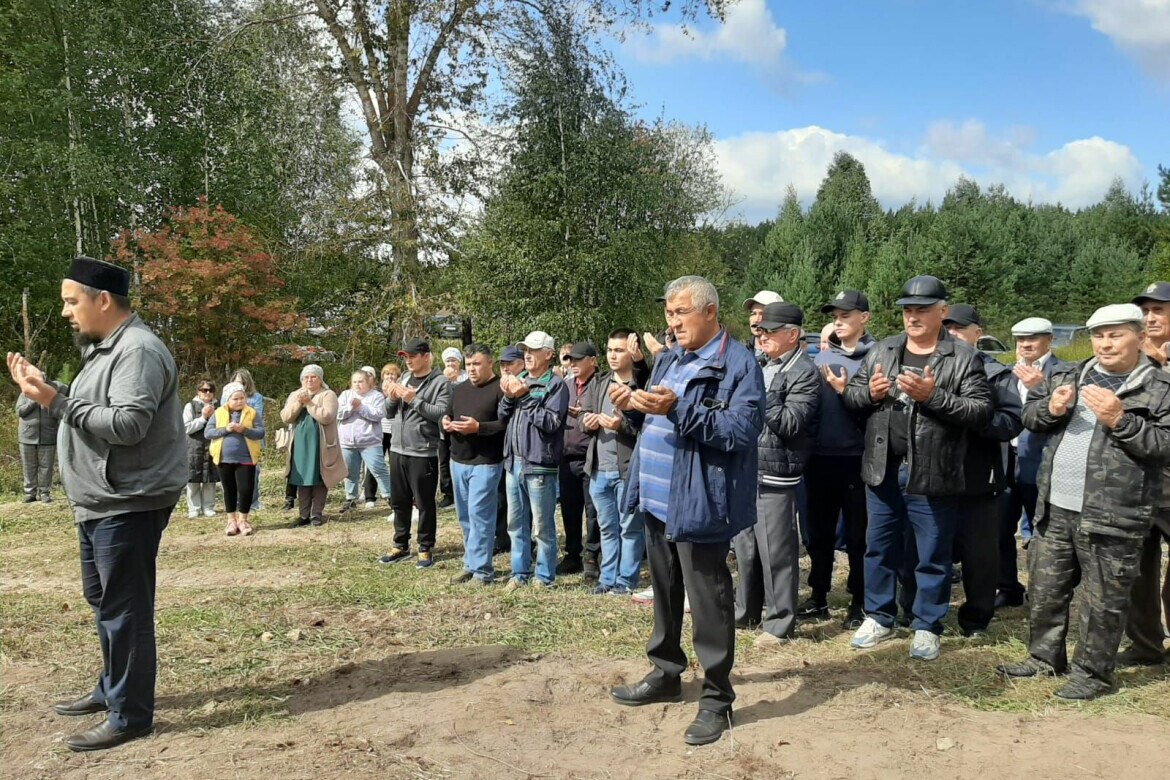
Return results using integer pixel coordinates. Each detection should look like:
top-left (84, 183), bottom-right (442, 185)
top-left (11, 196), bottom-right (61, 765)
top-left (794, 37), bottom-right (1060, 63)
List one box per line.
top-left (1069, 0), bottom-right (1170, 79)
top-left (630, 0), bottom-right (787, 65)
top-left (714, 124), bottom-right (1145, 222)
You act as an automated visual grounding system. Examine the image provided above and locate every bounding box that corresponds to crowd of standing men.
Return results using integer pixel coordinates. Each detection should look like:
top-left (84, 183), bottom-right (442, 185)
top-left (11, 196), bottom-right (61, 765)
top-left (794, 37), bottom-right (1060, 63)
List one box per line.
top-left (7, 258), bottom-right (1170, 752)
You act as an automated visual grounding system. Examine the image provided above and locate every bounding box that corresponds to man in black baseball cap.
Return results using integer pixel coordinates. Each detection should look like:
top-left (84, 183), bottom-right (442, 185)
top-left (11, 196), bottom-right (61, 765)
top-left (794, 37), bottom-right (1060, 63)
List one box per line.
top-left (559, 341), bottom-right (602, 578)
top-left (1119, 281), bottom-right (1170, 667)
top-left (396, 337), bottom-right (431, 357)
top-left (803, 290), bottom-right (875, 627)
top-left (841, 276), bottom-right (993, 661)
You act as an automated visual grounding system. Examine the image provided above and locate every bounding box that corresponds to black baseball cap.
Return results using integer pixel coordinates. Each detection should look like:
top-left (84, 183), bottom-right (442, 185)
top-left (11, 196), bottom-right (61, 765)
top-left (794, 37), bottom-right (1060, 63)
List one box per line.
top-left (397, 337), bottom-right (431, 357)
top-left (1134, 282), bottom-right (1170, 305)
top-left (895, 275), bottom-right (948, 306)
top-left (757, 302), bottom-right (804, 330)
top-left (820, 289), bottom-right (869, 314)
top-left (942, 303), bottom-right (981, 327)
top-left (567, 341), bottom-right (598, 359)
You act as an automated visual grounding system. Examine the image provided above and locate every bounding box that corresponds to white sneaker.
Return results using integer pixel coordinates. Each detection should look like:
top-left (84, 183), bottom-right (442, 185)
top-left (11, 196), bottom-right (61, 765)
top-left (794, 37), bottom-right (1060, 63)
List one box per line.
top-left (364, 501), bottom-right (376, 509)
top-left (850, 617), bottom-right (895, 649)
top-left (631, 587), bottom-right (654, 605)
top-left (187, 512), bottom-right (198, 519)
top-left (203, 509), bottom-right (216, 517)
top-left (909, 630), bottom-right (941, 661)
top-left (684, 594), bottom-right (691, 615)
top-left (412, 507), bottom-right (420, 522)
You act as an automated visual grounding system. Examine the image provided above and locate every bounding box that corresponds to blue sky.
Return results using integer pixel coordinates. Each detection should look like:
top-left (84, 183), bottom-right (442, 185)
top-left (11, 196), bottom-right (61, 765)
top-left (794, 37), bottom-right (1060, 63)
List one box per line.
top-left (610, 0), bottom-right (1170, 222)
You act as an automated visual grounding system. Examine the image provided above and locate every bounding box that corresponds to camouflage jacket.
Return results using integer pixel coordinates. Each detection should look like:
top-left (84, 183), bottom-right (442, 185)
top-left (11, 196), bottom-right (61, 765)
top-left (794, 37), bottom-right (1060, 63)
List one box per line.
top-left (1023, 357), bottom-right (1170, 538)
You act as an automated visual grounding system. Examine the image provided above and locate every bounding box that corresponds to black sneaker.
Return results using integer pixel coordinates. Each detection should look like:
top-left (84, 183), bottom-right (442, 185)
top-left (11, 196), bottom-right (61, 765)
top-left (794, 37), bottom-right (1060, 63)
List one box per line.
top-left (378, 547), bottom-right (411, 564)
top-left (22, 495), bottom-right (36, 504)
top-left (950, 564), bottom-right (962, 584)
top-left (416, 550), bottom-right (434, 569)
top-left (583, 556), bottom-right (600, 581)
top-left (309, 515), bottom-right (325, 527)
top-left (438, 495), bottom-right (455, 509)
top-left (842, 603), bottom-right (866, 630)
top-left (796, 596), bottom-right (829, 619)
top-left (290, 516), bottom-right (312, 528)
top-left (338, 500), bottom-right (355, 514)
top-left (556, 556), bottom-right (583, 575)
top-left (995, 590), bottom-right (1025, 609)
top-left (282, 498), bottom-right (296, 511)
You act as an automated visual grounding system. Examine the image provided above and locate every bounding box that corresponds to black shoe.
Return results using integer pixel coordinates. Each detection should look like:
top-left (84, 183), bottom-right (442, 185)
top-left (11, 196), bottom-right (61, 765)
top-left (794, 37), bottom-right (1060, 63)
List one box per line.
top-left (64, 720), bottom-right (151, 752)
top-left (338, 500), bottom-right (355, 514)
top-left (950, 564), bottom-right (962, 584)
top-left (684, 709), bottom-right (731, 746)
top-left (438, 494), bottom-right (455, 509)
top-left (492, 545), bottom-right (511, 556)
top-left (896, 612), bottom-right (912, 628)
top-left (1054, 677), bottom-right (1115, 701)
top-left (609, 679), bottom-right (683, 707)
top-left (961, 627), bottom-right (989, 638)
top-left (995, 590), bottom-right (1025, 609)
top-left (22, 495), bottom-right (36, 504)
top-left (997, 656), bottom-right (1061, 678)
top-left (842, 603), bottom-right (866, 630)
top-left (290, 516), bottom-right (312, 528)
top-left (583, 556), bottom-right (600, 581)
top-left (1116, 646), bottom-right (1167, 667)
top-left (734, 618), bottom-right (761, 630)
top-left (796, 596), bottom-right (829, 619)
top-left (309, 516), bottom-right (325, 527)
top-left (556, 556), bottom-right (584, 575)
top-left (378, 547), bottom-right (411, 565)
top-left (282, 498), bottom-right (296, 511)
top-left (54, 693), bottom-right (108, 717)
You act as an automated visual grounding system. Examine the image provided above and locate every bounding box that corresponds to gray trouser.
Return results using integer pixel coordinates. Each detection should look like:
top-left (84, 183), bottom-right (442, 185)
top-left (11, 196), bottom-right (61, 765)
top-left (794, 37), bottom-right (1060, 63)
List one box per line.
top-left (1124, 512), bottom-right (1170, 661)
top-left (20, 444), bottom-right (55, 498)
top-left (186, 482), bottom-right (217, 515)
top-left (734, 485), bottom-right (800, 639)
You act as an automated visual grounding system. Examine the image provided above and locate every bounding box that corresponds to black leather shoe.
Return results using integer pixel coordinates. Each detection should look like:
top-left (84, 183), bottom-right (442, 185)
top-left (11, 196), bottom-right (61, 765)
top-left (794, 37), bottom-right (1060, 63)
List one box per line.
top-left (994, 590), bottom-right (1025, 609)
top-left (64, 720), bottom-right (152, 752)
top-left (309, 515), bottom-right (325, 527)
top-left (1054, 677), bottom-right (1115, 701)
top-left (556, 556), bottom-right (583, 575)
top-left (684, 709), bottom-right (730, 746)
top-left (54, 693), bottom-right (108, 717)
top-left (609, 679), bottom-right (682, 707)
top-left (997, 656), bottom-right (1061, 678)
top-left (1116, 646), bottom-right (1167, 667)
top-left (842, 603), bottom-right (866, 630)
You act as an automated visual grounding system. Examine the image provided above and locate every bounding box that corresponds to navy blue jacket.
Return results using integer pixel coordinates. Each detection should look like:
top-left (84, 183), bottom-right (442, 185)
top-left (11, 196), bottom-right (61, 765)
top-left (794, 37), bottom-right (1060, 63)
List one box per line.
top-left (1016, 354), bottom-right (1069, 485)
top-left (812, 333), bottom-right (875, 457)
top-left (961, 352), bottom-right (1024, 496)
top-left (622, 330), bottom-right (765, 543)
top-left (498, 370), bottom-right (568, 472)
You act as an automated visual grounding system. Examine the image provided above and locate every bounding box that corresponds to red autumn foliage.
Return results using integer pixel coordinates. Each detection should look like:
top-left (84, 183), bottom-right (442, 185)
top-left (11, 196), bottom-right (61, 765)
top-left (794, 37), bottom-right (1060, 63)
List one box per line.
top-left (109, 198), bottom-right (302, 373)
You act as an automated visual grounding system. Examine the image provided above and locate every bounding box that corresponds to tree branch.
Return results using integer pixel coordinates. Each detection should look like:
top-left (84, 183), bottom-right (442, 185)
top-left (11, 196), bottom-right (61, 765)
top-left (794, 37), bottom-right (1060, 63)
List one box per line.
top-left (314, 0), bottom-right (390, 160)
top-left (406, 0), bottom-right (478, 119)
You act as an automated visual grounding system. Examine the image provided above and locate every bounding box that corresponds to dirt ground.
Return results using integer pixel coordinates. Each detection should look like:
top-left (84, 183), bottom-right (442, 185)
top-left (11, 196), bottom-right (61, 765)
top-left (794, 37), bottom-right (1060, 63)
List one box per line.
top-left (2, 499), bottom-right (1168, 779)
top-left (4, 648), bottom-right (1167, 780)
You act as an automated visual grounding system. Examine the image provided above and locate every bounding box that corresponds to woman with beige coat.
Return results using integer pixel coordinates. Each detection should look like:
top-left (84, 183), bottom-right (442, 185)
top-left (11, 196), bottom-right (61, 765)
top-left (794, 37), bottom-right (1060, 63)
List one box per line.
top-left (281, 364), bottom-right (346, 526)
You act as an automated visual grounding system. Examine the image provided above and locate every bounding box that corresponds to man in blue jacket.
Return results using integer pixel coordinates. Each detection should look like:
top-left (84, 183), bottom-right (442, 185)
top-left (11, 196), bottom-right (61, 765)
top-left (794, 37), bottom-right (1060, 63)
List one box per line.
top-left (607, 275), bottom-right (765, 746)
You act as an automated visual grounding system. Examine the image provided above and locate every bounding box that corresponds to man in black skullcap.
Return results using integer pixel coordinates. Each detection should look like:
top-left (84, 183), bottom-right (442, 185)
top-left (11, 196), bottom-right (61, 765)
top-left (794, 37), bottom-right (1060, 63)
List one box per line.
top-left (6, 256), bottom-right (185, 751)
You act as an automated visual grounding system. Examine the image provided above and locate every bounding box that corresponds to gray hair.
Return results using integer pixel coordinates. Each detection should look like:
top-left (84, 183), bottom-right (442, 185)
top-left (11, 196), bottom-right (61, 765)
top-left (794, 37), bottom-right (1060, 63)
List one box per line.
top-left (300, 364), bottom-right (324, 381)
top-left (664, 275), bottom-right (719, 312)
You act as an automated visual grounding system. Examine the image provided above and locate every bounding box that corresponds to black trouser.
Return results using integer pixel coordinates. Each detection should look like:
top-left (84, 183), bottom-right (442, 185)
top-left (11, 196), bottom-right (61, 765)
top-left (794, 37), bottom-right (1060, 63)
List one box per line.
top-left (997, 480), bottom-right (1037, 599)
top-left (364, 432), bottom-right (392, 502)
top-left (644, 513), bottom-right (736, 713)
top-left (1124, 514), bottom-right (1170, 660)
top-left (219, 463), bottom-right (257, 514)
top-left (954, 492), bottom-right (1000, 632)
top-left (804, 454), bottom-right (867, 602)
top-left (495, 468), bottom-right (510, 552)
top-left (391, 453), bottom-right (439, 551)
top-left (285, 480), bottom-right (297, 501)
top-left (438, 438), bottom-right (453, 499)
top-left (559, 457), bottom-right (599, 561)
top-left (78, 506), bottom-right (171, 730)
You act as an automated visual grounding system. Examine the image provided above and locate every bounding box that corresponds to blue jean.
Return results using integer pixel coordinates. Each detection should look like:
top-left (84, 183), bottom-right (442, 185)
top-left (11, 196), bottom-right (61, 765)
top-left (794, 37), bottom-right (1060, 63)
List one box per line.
top-left (505, 459), bottom-right (559, 584)
top-left (863, 460), bottom-right (958, 635)
top-left (452, 460), bottom-right (503, 581)
top-left (589, 471), bottom-right (644, 589)
top-left (342, 445), bottom-right (391, 500)
top-left (78, 507), bottom-right (171, 730)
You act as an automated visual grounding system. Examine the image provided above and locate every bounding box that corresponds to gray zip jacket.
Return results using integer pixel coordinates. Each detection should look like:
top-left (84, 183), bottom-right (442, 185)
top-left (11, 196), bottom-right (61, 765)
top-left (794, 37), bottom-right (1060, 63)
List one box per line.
top-left (47, 313), bottom-right (186, 523)
top-left (385, 368), bottom-right (451, 457)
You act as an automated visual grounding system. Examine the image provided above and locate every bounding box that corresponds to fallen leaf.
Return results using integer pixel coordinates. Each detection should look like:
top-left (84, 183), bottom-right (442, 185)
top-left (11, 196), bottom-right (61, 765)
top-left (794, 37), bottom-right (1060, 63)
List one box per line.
top-left (260, 631), bottom-right (274, 643)
top-left (197, 657), bottom-right (212, 665)
top-left (936, 737), bottom-right (955, 751)
top-left (483, 612), bottom-right (492, 620)
top-left (286, 629), bottom-right (303, 642)
top-left (504, 719), bottom-right (515, 726)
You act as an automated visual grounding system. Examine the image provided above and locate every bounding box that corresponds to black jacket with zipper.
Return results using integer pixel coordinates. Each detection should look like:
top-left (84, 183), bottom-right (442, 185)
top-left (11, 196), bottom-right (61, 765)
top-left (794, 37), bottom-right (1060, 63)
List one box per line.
top-left (757, 349), bottom-right (821, 488)
top-left (960, 351), bottom-right (1023, 496)
top-left (842, 329), bottom-right (993, 496)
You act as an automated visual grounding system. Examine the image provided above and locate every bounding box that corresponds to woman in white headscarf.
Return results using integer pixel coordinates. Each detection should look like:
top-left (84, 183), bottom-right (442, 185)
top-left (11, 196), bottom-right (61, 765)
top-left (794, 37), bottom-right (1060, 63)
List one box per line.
top-left (280, 365), bottom-right (345, 526)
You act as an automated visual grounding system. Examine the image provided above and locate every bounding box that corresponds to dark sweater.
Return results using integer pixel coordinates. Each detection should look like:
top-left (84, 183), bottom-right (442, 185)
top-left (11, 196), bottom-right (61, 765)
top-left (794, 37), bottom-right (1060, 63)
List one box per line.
top-left (446, 375), bottom-right (506, 465)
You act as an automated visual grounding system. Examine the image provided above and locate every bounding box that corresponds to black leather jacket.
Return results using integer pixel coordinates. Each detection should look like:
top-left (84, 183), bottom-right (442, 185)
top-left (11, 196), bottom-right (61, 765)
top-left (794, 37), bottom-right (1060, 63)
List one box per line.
top-left (842, 330), bottom-right (993, 496)
top-left (757, 349), bottom-right (821, 487)
top-left (960, 352), bottom-right (1023, 496)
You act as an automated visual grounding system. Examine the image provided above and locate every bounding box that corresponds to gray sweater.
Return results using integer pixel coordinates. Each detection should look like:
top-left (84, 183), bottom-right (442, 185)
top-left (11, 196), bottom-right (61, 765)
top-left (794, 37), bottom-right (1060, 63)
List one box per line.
top-left (384, 369), bottom-right (451, 457)
top-left (47, 313), bottom-right (186, 523)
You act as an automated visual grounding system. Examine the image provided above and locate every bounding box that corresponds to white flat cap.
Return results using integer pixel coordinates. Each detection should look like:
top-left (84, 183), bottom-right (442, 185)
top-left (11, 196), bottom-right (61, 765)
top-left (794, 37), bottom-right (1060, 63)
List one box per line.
top-left (1086, 303), bottom-right (1144, 331)
top-left (742, 290), bottom-right (784, 311)
top-left (1011, 317), bottom-right (1053, 337)
top-left (517, 331), bottom-right (555, 351)
top-left (440, 347), bottom-right (463, 363)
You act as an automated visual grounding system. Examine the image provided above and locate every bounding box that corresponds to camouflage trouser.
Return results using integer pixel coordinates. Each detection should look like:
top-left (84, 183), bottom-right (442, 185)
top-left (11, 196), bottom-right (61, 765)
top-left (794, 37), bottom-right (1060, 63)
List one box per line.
top-left (1026, 506), bottom-right (1145, 685)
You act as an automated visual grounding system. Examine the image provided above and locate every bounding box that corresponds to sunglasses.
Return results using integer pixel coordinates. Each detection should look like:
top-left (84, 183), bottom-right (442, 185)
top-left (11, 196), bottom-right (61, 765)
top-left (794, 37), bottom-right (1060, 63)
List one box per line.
top-left (198, 387), bottom-right (214, 392)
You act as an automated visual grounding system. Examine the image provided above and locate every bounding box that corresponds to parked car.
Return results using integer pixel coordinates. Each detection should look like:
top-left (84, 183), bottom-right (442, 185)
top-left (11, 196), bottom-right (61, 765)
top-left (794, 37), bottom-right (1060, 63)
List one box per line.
top-left (427, 315), bottom-right (463, 340)
top-left (1051, 325), bottom-right (1089, 348)
top-left (803, 333), bottom-right (821, 356)
top-left (977, 335), bottom-right (1009, 356)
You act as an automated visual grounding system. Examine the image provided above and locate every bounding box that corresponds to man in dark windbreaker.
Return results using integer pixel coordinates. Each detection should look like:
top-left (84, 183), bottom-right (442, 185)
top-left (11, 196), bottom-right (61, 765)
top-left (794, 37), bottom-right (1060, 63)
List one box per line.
top-left (842, 276), bottom-right (993, 662)
top-left (607, 275), bottom-right (764, 746)
top-left (802, 289), bottom-right (876, 628)
top-left (998, 304), bottom-right (1170, 699)
top-left (734, 302), bottom-right (820, 644)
